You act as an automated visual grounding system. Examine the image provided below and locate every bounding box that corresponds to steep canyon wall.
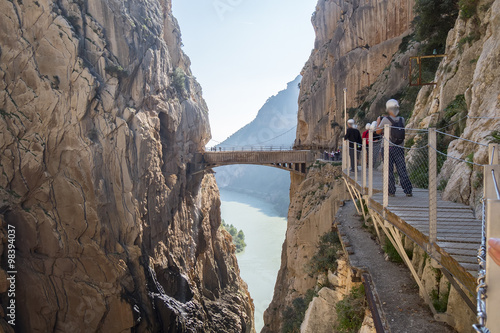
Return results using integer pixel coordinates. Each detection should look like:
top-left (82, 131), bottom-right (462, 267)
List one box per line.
top-left (268, 0), bottom-right (500, 331)
top-left (296, 0), bottom-right (414, 149)
top-left (0, 0), bottom-right (254, 331)
top-left (263, 164), bottom-right (347, 332)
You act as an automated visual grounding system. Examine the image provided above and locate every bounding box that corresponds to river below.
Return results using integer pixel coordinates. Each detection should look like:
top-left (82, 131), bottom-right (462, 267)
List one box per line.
top-left (220, 189), bottom-right (287, 332)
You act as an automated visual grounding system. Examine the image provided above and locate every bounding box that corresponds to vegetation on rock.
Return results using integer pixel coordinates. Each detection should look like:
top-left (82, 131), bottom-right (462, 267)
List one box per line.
top-left (105, 64), bottom-right (129, 78)
top-left (437, 94), bottom-right (468, 138)
top-left (414, 0), bottom-right (459, 55)
top-left (488, 130), bottom-right (500, 144)
top-left (221, 220), bottom-right (246, 253)
top-left (281, 289), bottom-right (317, 333)
top-left (173, 67), bottom-right (187, 97)
top-left (334, 284), bottom-right (367, 333)
top-left (308, 231), bottom-right (342, 275)
top-left (430, 268), bottom-right (451, 313)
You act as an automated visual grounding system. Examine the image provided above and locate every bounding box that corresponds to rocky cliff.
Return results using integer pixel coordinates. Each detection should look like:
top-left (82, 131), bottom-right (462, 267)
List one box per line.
top-left (297, 0), bottom-right (500, 207)
top-left (262, 163), bottom-right (347, 332)
top-left (296, 0), bottom-right (415, 149)
top-left (266, 0), bottom-right (500, 331)
top-left (407, 0), bottom-right (500, 209)
top-left (0, 0), bottom-right (254, 331)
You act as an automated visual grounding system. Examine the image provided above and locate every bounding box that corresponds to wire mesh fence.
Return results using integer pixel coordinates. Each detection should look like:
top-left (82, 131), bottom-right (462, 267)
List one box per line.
top-left (341, 124), bottom-right (500, 332)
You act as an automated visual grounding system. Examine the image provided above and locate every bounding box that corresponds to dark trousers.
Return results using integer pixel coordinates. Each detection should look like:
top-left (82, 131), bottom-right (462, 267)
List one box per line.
top-left (349, 146), bottom-right (356, 170)
top-left (389, 146), bottom-right (412, 194)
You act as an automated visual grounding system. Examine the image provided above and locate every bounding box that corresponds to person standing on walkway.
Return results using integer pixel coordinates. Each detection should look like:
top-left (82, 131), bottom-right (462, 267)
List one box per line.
top-left (362, 123), bottom-right (370, 166)
top-left (362, 123), bottom-right (370, 146)
top-left (376, 99), bottom-right (413, 197)
top-left (344, 119), bottom-right (362, 172)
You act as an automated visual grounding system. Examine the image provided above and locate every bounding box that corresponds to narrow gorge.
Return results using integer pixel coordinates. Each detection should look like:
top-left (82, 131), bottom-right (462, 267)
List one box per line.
top-left (1, 0), bottom-right (500, 332)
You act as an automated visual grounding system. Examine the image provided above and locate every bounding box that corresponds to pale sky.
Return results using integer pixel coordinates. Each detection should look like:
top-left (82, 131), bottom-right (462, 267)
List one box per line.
top-left (172, 0), bottom-right (318, 144)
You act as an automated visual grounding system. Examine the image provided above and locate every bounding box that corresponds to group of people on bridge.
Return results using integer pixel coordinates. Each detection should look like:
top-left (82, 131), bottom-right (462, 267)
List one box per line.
top-left (344, 99), bottom-right (413, 197)
top-left (343, 98), bottom-right (500, 269)
top-left (322, 150), bottom-right (342, 161)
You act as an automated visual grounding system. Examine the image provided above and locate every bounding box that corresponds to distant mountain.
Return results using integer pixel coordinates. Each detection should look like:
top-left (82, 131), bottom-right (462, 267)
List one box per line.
top-left (214, 76), bottom-right (301, 216)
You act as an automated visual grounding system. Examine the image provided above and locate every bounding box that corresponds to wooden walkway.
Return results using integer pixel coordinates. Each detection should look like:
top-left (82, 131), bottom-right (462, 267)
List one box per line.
top-left (344, 169), bottom-right (479, 295)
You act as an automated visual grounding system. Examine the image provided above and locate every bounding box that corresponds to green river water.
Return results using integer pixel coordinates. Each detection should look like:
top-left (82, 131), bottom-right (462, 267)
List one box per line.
top-left (220, 189), bottom-right (287, 332)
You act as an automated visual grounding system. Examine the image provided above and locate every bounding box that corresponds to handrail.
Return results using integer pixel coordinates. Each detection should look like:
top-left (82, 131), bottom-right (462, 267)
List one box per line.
top-left (206, 146), bottom-right (295, 152)
top-left (343, 129), bottom-right (499, 332)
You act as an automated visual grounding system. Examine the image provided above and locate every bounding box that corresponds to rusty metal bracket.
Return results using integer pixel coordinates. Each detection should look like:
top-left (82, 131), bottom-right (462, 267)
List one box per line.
top-left (409, 55), bottom-right (447, 86)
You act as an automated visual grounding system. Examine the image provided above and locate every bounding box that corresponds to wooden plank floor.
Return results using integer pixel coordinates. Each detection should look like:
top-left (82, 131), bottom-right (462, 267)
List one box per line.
top-left (345, 169), bottom-right (480, 293)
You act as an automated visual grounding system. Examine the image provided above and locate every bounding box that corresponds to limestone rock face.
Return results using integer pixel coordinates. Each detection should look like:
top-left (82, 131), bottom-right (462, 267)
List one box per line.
top-left (296, 0), bottom-right (414, 148)
top-left (300, 287), bottom-right (339, 333)
top-left (407, 0), bottom-right (500, 210)
top-left (262, 164), bottom-right (347, 332)
top-left (0, 0), bottom-right (253, 331)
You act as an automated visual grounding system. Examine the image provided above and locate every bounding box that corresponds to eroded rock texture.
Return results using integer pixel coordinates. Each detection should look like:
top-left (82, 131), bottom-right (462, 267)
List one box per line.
top-left (296, 0), bottom-right (414, 149)
top-left (262, 164), bottom-right (346, 332)
top-left (0, 0), bottom-right (254, 331)
top-left (407, 0), bottom-right (500, 210)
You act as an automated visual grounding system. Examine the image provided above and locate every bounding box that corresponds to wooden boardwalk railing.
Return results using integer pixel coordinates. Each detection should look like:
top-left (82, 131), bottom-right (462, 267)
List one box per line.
top-left (342, 125), bottom-right (500, 330)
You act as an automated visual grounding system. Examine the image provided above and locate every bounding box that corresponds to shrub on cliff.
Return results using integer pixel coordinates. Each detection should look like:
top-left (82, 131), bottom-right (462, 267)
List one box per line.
top-left (459, 0), bottom-right (478, 19)
top-left (221, 220), bottom-right (246, 253)
top-left (308, 231), bottom-right (342, 275)
top-left (414, 0), bottom-right (459, 55)
top-left (335, 284), bottom-right (367, 333)
top-left (173, 67), bottom-right (187, 97)
top-left (282, 289), bottom-right (317, 333)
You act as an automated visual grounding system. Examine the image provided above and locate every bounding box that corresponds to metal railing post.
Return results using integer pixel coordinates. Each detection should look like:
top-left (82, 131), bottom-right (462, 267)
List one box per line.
top-left (347, 141), bottom-right (351, 175)
top-left (354, 141), bottom-right (358, 184)
top-left (428, 128), bottom-right (438, 250)
top-left (345, 140), bottom-right (350, 176)
top-left (362, 139), bottom-right (367, 194)
top-left (485, 144), bottom-right (500, 331)
top-left (342, 140), bottom-right (347, 172)
top-left (383, 124), bottom-right (390, 210)
top-left (369, 130), bottom-right (373, 198)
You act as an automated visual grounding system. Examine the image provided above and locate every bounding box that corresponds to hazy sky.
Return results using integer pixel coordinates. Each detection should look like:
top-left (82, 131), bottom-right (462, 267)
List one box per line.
top-left (172, 0), bottom-right (318, 144)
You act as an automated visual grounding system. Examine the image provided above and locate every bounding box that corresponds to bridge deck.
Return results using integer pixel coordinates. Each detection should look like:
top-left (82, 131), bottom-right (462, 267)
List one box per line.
top-left (345, 169), bottom-right (479, 293)
top-left (193, 150), bottom-right (315, 175)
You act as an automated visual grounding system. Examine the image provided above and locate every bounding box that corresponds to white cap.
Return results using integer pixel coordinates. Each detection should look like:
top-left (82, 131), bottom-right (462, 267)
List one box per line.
top-left (370, 121), bottom-right (377, 130)
top-left (386, 99), bottom-right (400, 110)
top-left (386, 99), bottom-right (400, 116)
top-left (347, 119), bottom-right (355, 125)
top-left (365, 123), bottom-right (371, 130)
